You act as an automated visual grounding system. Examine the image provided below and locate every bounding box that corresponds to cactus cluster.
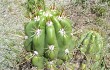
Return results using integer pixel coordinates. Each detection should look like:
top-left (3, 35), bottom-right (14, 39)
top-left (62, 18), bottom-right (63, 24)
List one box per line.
top-left (23, 1), bottom-right (105, 69)
top-left (91, 5), bottom-right (107, 17)
top-left (78, 31), bottom-right (104, 69)
top-left (24, 9), bottom-right (73, 69)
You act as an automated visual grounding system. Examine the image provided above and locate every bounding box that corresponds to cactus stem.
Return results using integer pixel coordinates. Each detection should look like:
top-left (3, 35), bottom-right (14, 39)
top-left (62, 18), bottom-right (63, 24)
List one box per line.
top-left (59, 28), bottom-right (66, 35)
top-left (65, 49), bottom-right (69, 54)
top-left (36, 29), bottom-right (41, 37)
top-left (49, 45), bottom-right (54, 51)
top-left (46, 21), bottom-right (53, 26)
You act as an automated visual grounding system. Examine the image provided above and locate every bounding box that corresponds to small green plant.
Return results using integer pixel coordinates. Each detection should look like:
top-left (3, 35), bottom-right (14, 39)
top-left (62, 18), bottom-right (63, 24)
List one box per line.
top-left (78, 30), bottom-right (104, 69)
top-left (95, 17), bottom-right (105, 26)
top-left (91, 5), bottom-right (107, 17)
top-left (78, 30), bottom-right (103, 55)
top-left (73, 0), bottom-right (88, 8)
top-left (100, 0), bottom-right (110, 6)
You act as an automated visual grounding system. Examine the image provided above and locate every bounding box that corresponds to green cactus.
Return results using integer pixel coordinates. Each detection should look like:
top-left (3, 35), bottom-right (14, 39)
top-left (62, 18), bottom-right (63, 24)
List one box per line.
top-left (24, 8), bottom-right (73, 69)
top-left (78, 31), bottom-right (104, 69)
top-left (78, 31), bottom-right (103, 54)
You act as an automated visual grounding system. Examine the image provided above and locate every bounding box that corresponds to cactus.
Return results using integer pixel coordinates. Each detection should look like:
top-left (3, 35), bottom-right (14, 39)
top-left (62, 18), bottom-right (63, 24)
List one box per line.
top-left (78, 31), bottom-right (104, 69)
top-left (78, 31), bottom-right (103, 55)
top-left (24, 9), bottom-right (73, 69)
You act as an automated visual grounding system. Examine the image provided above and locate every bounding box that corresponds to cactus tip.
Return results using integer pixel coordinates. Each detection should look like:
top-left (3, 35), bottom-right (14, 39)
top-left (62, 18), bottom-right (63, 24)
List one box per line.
top-left (24, 36), bottom-right (28, 39)
top-left (34, 16), bottom-right (40, 21)
top-left (59, 28), bottom-right (66, 35)
top-left (49, 61), bottom-right (54, 65)
top-left (49, 45), bottom-right (54, 51)
top-left (46, 21), bottom-right (53, 26)
top-left (34, 51), bottom-right (38, 55)
top-left (36, 29), bottom-right (41, 36)
top-left (65, 49), bottom-right (69, 54)
top-left (58, 16), bottom-right (62, 20)
top-left (44, 11), bottom-right (52, 17)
